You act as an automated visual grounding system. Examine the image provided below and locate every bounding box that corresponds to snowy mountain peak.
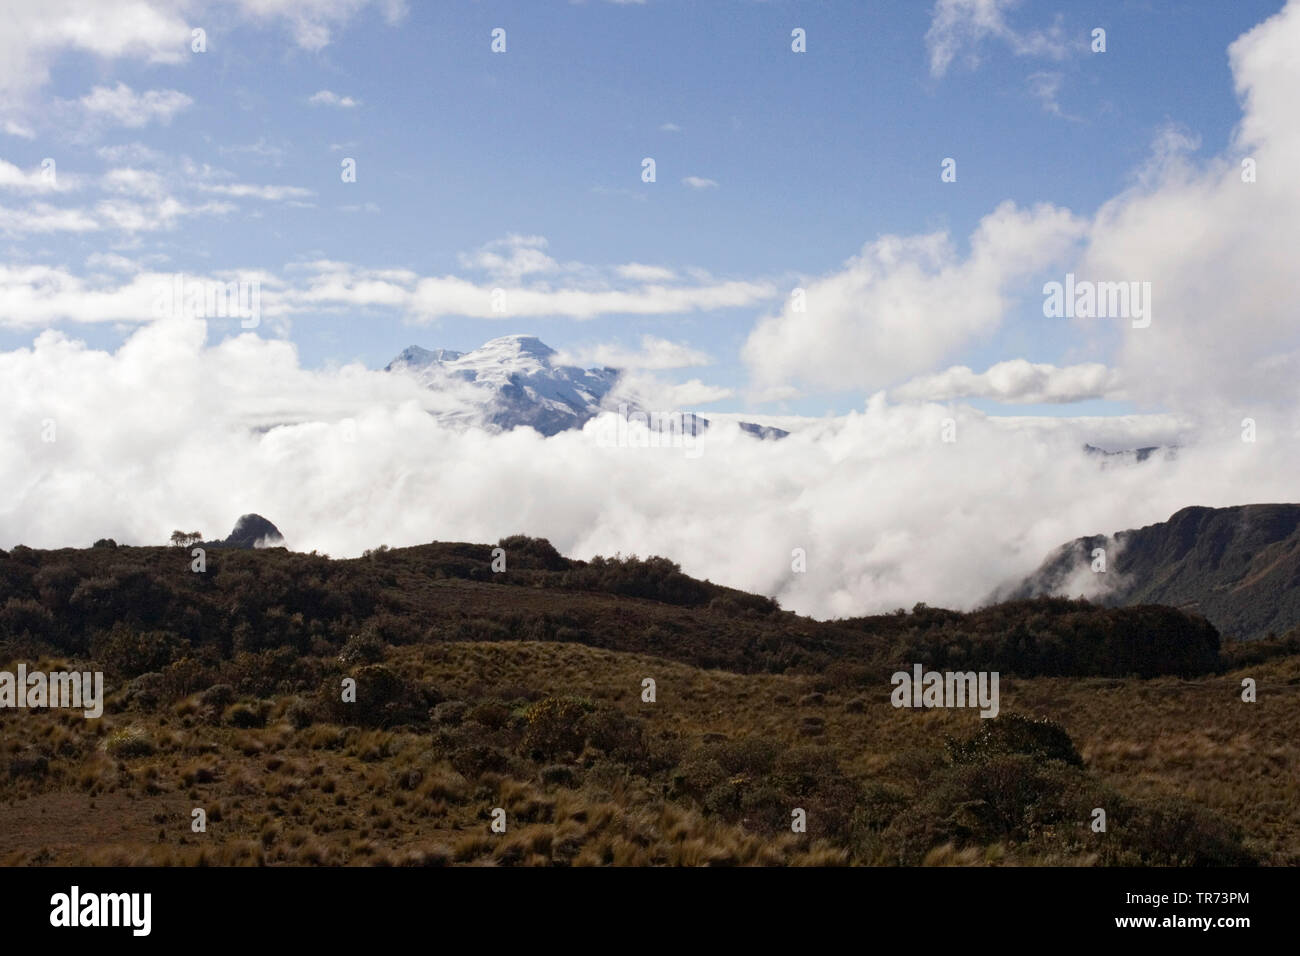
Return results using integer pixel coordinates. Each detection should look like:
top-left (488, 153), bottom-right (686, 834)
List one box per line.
top-left (385, 345), bottom-right (464, 371)
top-left (385, 335), bottom-right (617, 436)
top-left (477, 334), bottom-right (556, 362)
top-left (384, 335), bottom-right (789, 441)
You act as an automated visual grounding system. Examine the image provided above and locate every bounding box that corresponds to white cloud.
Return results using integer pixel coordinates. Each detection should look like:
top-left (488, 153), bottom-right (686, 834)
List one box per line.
top-left (892, 360), bottom-right (1123, 404)
top-left (553, 335), bottom-right (711, 370)
top-left (458, 235), bottom-right (559, 281)
top-left (199, 182), bottom-right (315, 201)
top-left (0, 0), bottom-right (189, 108)
top-left (743, 201), bottom-right (1086, 391)
top-left (101, 167), bottom-right (168, 199)
top-left (1027, 71), bottom-right (1070, 118)
top-left (98, 196), bottom-right (234, 231)
top-left (3, 120), bottom-right (35, 139)
top-left (3, 319), bottom-right (1290, 624)
top-left (682, 176), bottom-right (718, 190)
top-left (85, 252), bottom-right (145, 273)
top-left (609, 371), bottom-right (733, 409)
top-left (0, 203), bottom-right (99, 235)
top-left (234, 0), bottom-right (408, 52)
top-left (0, 159), bottom-right (70, 193)
top-left (1075, 0), bottom-right (1300, 418)
top-left (79, 82), bottom-right (192, 127)
top-left (615, 263), bottom-right (676, 282)
top-left (927, 0), bottom-right (1069, 78)
top-left (96, 142), bottom-right (166, 165)
top-left (308, 90), bottom-right (359, 108)
top-left (659, 122), bottom-right (681, 132)
top-left (0, 244), bottom-right (776, 327)
top-left (406, 274), bottom-right (773, 321)
top-left (0, 1), bottom-right (406, 108)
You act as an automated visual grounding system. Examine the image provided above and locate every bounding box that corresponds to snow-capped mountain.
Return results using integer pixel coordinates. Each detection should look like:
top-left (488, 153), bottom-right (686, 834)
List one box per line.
top-left (385, 334), bottom-right (789, 439)
top-left (385, 335), bottom-right (619, 436)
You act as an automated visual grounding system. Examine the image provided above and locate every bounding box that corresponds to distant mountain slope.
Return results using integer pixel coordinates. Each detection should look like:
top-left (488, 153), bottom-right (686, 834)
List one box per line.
top-left (994, 503), bottom-right (1300, 640)
top-left (385, 334), bottom-right (789, 439)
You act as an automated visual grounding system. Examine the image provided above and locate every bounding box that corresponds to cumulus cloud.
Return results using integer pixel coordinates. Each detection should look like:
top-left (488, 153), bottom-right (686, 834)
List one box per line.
top-left (0, 0), bottom-right (189, 108)
top-left (1076, 0), bottom-right (1300, 419)
top-left (742, 201), bottom-right (1087, 392)
top-left (892, 360), bottom-right (1122, 404)
top-left (752, 0), bottom-right (1300, 421)
top-left (682, 176), bottom-right (718, 190)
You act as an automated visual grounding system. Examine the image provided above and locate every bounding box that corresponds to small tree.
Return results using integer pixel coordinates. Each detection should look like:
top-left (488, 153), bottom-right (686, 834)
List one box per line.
top-left (170, 530), bottom-right (187, 547)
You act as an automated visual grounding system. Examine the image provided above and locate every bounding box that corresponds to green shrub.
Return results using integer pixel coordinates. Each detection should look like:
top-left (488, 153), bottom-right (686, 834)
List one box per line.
top-left (519, 696), bottom-right (590, 760)
top-left (946, 713), bottom-right (1083, 768)
top-left (321, 665), bottom-right (427, 729)
top-left (103, 727), bottom-right (155, 758)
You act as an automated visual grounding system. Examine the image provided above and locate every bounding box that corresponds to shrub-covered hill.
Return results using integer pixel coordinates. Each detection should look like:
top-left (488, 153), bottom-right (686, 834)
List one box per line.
top-left (2, 537), bottom-right (1297, 867)
top-left (0, 536), bottom-right (1239, 681)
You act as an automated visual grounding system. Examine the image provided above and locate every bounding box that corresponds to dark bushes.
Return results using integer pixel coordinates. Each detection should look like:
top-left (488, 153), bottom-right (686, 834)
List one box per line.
top-left (320, 665), bottom-right (429, 729)
top-left (946, 713), bottom-right (1084, 768)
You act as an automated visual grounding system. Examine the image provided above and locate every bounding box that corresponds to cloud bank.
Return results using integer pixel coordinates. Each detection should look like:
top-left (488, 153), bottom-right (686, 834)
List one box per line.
top-left (3, 317), bottom-right (1290, 623)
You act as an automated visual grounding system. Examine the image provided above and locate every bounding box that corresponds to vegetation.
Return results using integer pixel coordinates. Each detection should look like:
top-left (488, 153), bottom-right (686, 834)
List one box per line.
top-left (0, 536), bottom-right (1294, 866)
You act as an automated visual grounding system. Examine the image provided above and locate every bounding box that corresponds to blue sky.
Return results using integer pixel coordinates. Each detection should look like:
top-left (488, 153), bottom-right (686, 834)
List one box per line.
top-left (0, 0), bottom-right (1285, 419)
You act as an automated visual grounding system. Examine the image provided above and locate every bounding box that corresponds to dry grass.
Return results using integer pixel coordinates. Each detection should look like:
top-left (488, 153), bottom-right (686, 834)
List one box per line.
top-left (2, 638), bottom-right (1296, 866)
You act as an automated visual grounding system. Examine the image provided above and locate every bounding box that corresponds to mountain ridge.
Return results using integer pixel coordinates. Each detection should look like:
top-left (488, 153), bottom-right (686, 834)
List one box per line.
top-left (993, 502), bottom-right (1300, 640)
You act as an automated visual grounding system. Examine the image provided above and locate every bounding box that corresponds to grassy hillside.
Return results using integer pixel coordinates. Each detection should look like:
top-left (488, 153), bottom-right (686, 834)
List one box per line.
top-left (2, 537), bottom-right (1296, 866)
